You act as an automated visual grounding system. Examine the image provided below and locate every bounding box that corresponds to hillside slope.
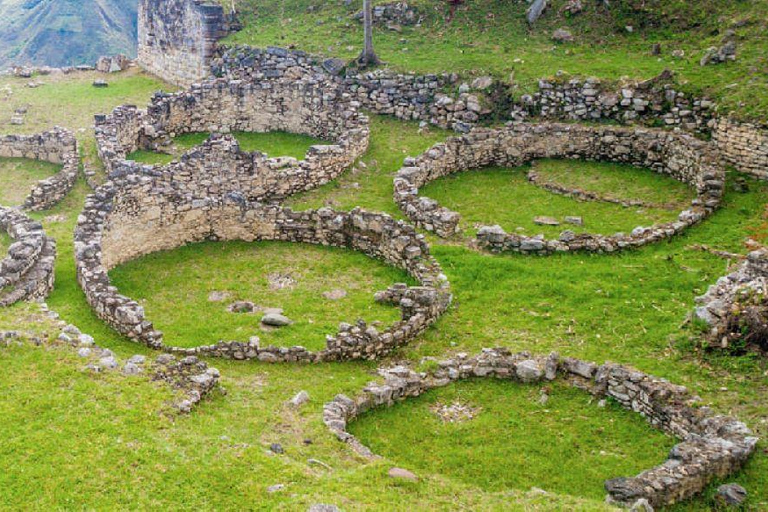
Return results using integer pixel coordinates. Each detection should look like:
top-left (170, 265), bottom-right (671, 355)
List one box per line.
top-left (0, 0), bottom-right (137, 68)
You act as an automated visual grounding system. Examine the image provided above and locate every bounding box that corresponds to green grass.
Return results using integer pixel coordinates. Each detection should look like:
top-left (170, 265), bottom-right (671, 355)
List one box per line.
top-left (530, 159), bottom-right (697, 210)
top-left (0, 230), bottom-right (10, 254)
top-left (127, 131), bottom-right (329, 165)
top-left (418, 164), bottom-right (685, 236)
top-left (350, 380), bottom-right (677, 500)
top-left (225, 0), bottom-right (768, 121)
top-left (108, 241), bottom-right (413, 351)
top-left (0, 157), bottom-right (62, 206)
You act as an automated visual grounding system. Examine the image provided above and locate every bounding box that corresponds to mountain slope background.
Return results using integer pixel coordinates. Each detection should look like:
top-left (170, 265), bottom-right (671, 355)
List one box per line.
top-left (0, 0), bottom-right (138, 68)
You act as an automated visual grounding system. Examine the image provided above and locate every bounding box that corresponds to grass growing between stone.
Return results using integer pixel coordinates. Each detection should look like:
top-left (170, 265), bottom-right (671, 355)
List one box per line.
top-left (108, 241), bottom-right (413, 351)
top-left (419, 164), bottom-right (685, 236)
top-left (349, 379), bottom-right (677, 500)
top-left (0, 157), bottom-right (61, 205)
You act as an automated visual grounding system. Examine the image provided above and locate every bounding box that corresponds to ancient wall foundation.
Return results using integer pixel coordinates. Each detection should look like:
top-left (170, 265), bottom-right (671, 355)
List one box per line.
top-left (323, 348), bottom-right (758, 509)
top-left (393, 122), bottom-right (724, 253)
top-left (0, 207), bottom-right (55, 306)
top-left (95, 77), bottom-right (369, 200)
top-left (75, 175), bottom-right (451, 361)
top-left (714, 118), bottom-right (768, 179)
top-left (0, 128), bottom-right (79, 211)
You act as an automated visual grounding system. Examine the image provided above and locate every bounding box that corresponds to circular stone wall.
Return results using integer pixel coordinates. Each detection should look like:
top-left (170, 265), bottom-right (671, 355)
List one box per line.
top-left (95, 77), bottom-right (369, 202)
top-left (0, 128), bottom-right (79, 211)
top-left (75, 170), bottom-right (451, 362)
top-left (0, 206), bottom-right (56, 306)
top-left (324, 349), bottom-right (758, 509)
top-left (394, 123), bottom-right (725, 254)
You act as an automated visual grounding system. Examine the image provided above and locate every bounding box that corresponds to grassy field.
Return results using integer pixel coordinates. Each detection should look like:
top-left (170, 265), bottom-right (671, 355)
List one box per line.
top-left (350, 380), bottom-right (677, 500)
top-left (225, 0), bottom-right (768, 121)
top-left (127, 131), bottom-right (329, 165)
top-left (109, 241), bottom-right (413, 351)
top-left (418, 164), bottom-right (686, 237)
top-left (0, 157), bottom-right (62, 206)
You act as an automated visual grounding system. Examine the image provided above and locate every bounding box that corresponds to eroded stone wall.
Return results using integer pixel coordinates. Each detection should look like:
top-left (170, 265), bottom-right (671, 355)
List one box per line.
top-left (75, 173), bottom-right (451, 361)
top-left (95, 77), bottom-right (370, 199)
top-left (138, 0), bottom-right (236, 86)
top-left (323, 348), bottom-right (758, 509)
top-left (0, 128), bottom-right (79, 211)
top-left (393, 123), bottom-right (724, 253)
top-left (0, 207), bottom-right (55, 306)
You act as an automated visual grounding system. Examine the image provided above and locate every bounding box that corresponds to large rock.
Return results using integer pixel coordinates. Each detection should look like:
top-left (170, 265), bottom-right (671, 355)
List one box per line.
top-left (261, 313), bottom-right (293, 327)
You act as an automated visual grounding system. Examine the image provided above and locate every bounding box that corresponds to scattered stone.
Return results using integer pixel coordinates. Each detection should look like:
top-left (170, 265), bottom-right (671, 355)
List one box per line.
top-left (92, 79), bottom-right (109, 88)
top-left (322, 289), bottom-right (347, 300)
top-left (565, 216), bottom-right (584, 226)
top-left (431, 401), bottom-right (480, 423)
top-left (715, 483), bottom-right (747, 507)
top-left (267, 484), bottom-right (285, 493)
top-left (269, 443), bottom-right (285, 454)
top-left (308, 458), bottom-right (332, 470)
top-left (552, 28), bottom-right (574, 43)
top-left (471, 76), bottom-right (493, 90)
top-left (99, 356), bottom-right (118, 369)
top-left (308, 505), bottom-right (340, 512)
top-left (261, 313), bottom-right (293, 327)
top-left (267, 272), bottom-right (296, 290)
top-left (388, 467), bottom-right (418, 481)
top-left (77, 347), bottom-right (91, 358)
top-left (228, 301), bottom-right (255, 313)
top-left (534, 216), bottom-right (560, 226)
top-left (289, 390), bottom-right (310, 408)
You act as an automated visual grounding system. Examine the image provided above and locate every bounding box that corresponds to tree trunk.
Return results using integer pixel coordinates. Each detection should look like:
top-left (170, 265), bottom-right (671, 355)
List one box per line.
top-left (358, 0), bottom-right (381, 67)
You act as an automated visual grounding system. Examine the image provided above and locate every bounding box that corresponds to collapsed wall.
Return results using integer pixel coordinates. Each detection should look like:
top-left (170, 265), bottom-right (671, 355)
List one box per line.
top-left (394, 123), bottom-right (725, 253)
top-left (137, 0), bottom-right (237, 86)
top-left (0, 128), bottom-right (79, 211)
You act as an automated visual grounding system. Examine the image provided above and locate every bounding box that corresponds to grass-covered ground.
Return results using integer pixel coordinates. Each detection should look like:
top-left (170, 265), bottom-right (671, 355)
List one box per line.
top-left (0, 157), bottom-right (61, 205)
top-left (418, 164), bottom-right (686, 237)
top-left (109, 241), bottom-right (412, 351)
top-left (225, 0), bottom-right (768, 120)
top-left (127, 131), bottom-right (328, 165)
top-left (350, 380), bottom-right (677, 500)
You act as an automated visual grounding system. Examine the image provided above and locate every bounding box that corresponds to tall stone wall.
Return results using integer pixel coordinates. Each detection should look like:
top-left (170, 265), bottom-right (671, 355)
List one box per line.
top-left (137, 0), bottom-right (235, 86)
top-left (714, 118), bottom-right (768, 179)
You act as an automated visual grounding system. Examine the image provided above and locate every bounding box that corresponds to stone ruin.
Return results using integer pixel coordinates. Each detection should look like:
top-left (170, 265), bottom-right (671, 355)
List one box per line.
top-left (394, 122), bottom-right (724, 254)
top-left (0, 206), bottom-right (55, 306)
top-left (95, 77), bottom-right (369, 201)
top-left (0, 127), bottom-right (79, 211)
top-left (74, 168), bottom-right (452, 361)
top-left (695, 248), bottom-right (768, 353)
top-left (323, 348), bottom-right (758, 509)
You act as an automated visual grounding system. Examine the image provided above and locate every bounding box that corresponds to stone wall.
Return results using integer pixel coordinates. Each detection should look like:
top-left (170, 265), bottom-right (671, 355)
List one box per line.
top-left (714, 118), bottom-right (768, 179)
top-left (0, 207), bottom-right (55, 306)
top-left (75, 174), bottom-right (452, 361)
top-left (0, 128), bottom-right (79, 211)
top-left (323, 348), bottom-right (758, 509)
top-left (137, 0), bottom-right (237, 86)
top-left (209, 46), bottom-right (768, 181)
top-left (95, 77), bottom-right (370, 199)
top-left (393, 123), bottom-right (724, 253)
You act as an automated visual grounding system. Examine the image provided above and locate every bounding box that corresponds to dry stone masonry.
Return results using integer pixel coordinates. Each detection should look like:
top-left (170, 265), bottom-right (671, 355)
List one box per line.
top-left (695, 248), bottom-right (768, 353)
top-left (323, 348), bottom-right (758, 509)
top-left (0, 128), bottom-right (79, 211)
top-left (95, 77), bottom-right (369, 200)
top-left (138, 0), bottom-right (238, 86)
top-left (75, 179), bottom-right (452, 361)
top-left (394, 123), bottom-right (724, 253)
top-left (0, 207), bottom-right (55, 306)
